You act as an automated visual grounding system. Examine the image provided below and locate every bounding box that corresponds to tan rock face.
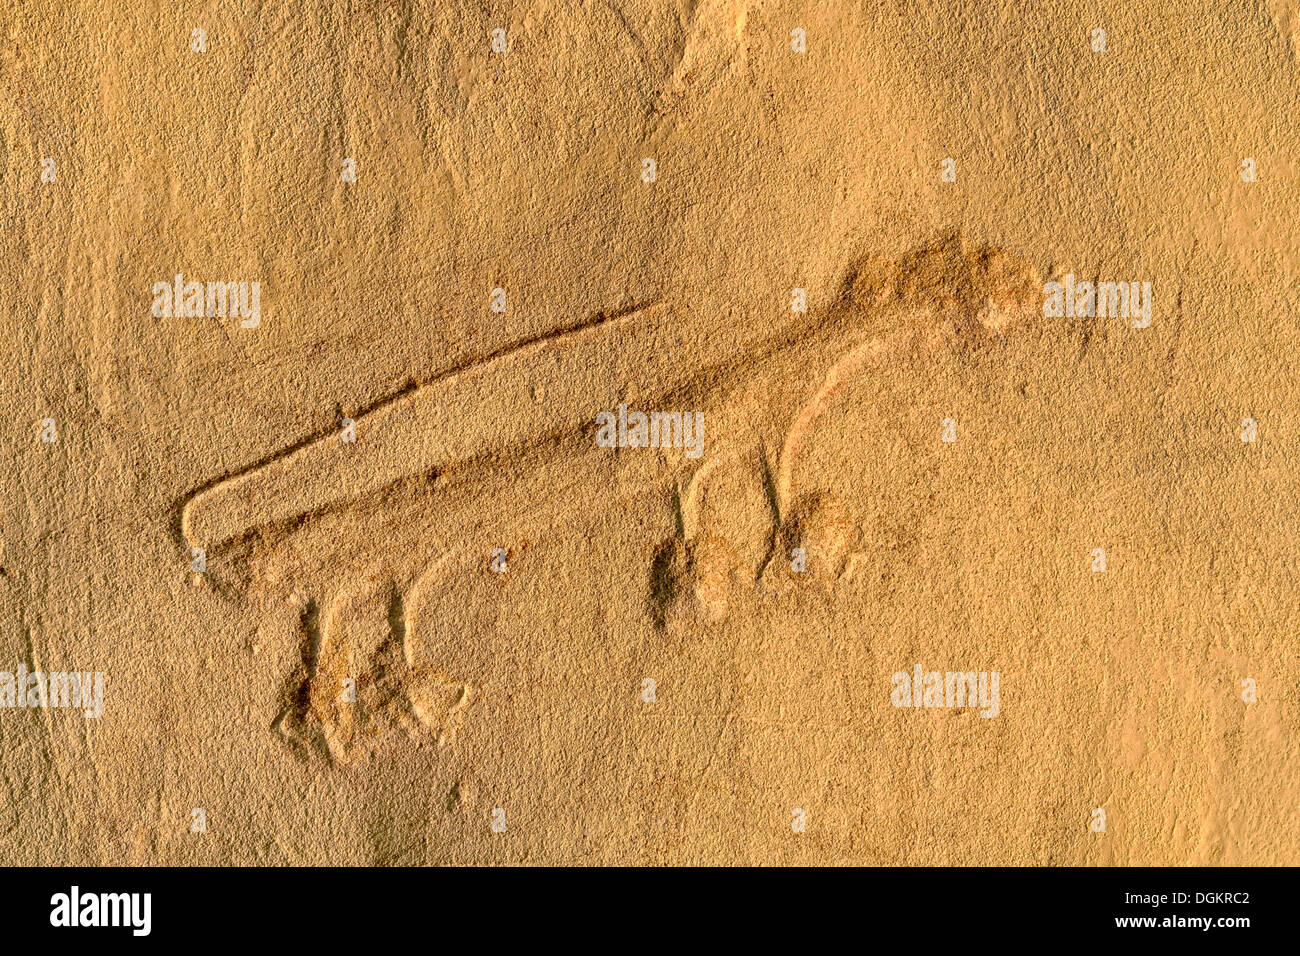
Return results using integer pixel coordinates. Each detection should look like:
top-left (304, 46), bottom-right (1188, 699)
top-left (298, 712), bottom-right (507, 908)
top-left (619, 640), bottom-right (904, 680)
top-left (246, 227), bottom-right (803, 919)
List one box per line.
top-left (2, 1), bottom-right (1298, 866)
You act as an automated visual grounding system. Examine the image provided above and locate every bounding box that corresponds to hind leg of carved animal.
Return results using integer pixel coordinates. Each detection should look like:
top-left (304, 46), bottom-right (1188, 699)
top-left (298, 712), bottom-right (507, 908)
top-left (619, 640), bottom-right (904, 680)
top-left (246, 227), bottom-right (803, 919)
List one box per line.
top-left (404, 554), bottom-right (487, 746)
top-left (311, 574), bottom-right (395, 760)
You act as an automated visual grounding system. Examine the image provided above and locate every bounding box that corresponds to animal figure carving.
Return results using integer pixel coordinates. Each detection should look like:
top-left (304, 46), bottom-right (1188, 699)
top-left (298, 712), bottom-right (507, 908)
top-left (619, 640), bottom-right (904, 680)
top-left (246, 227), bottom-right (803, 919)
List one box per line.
top-left (180, 233), bottom-right (1042, 762)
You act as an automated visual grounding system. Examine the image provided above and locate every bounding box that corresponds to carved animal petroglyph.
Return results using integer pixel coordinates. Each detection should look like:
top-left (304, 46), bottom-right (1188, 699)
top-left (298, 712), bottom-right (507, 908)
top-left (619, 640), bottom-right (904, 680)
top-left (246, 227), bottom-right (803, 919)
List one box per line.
top-left (180, 232), bottom-right (1041, 762)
